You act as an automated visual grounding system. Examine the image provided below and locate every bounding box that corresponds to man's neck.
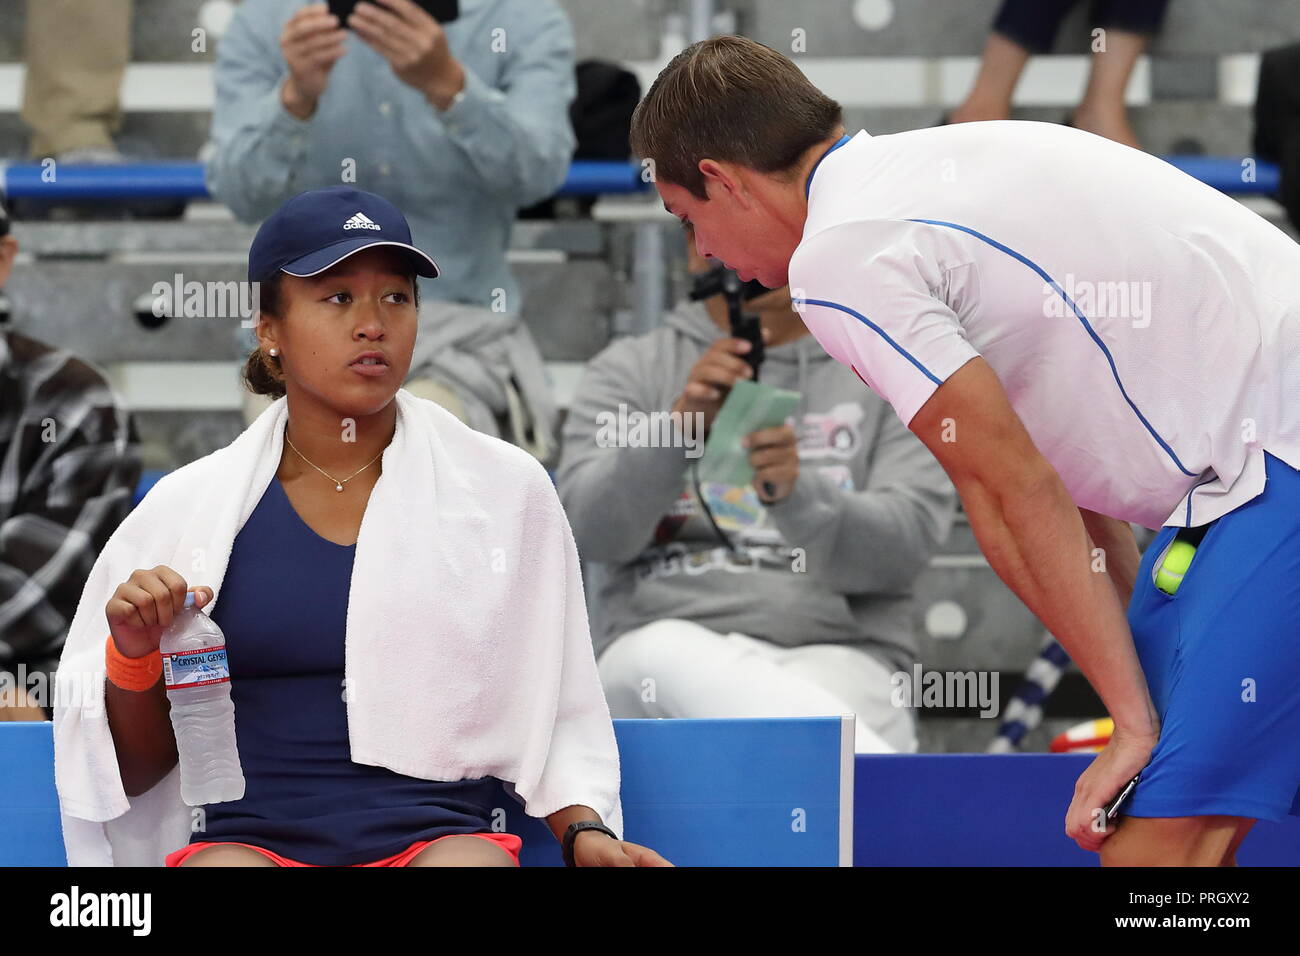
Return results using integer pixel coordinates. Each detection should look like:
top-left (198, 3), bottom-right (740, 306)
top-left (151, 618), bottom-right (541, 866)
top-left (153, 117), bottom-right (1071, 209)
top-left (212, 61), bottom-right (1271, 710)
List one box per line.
top-left (777, 126), bottom-right (848, 234)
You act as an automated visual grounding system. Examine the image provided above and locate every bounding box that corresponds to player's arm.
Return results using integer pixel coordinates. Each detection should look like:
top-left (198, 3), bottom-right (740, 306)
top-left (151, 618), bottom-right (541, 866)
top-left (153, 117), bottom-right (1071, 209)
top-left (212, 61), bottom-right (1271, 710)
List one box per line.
top-left (1078, 507), bottom-right (1141, 609)
top-left (907, 357), bottom-right (1158, 740)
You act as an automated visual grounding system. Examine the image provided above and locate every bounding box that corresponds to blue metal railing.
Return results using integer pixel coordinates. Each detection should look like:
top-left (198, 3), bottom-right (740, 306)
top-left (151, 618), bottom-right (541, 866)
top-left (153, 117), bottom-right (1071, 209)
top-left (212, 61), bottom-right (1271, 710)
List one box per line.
top-left (0, 156), bottom-right (1280, 201)
top-left (1159, 155), bottom-right (1280, 195)
top-left (0, 159), bottom-right (649, 201)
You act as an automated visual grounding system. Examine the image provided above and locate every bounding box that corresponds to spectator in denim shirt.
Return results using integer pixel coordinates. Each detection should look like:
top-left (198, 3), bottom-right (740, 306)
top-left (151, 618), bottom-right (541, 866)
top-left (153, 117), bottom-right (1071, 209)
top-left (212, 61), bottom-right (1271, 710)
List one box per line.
top-left (207, 0), bottom-right (576, 310)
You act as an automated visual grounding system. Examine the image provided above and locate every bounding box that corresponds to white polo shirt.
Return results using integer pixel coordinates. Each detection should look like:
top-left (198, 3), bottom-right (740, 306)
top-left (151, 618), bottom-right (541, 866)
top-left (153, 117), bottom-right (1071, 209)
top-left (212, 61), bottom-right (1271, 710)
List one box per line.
top-left (790, 121), bottom-right (1300, 529)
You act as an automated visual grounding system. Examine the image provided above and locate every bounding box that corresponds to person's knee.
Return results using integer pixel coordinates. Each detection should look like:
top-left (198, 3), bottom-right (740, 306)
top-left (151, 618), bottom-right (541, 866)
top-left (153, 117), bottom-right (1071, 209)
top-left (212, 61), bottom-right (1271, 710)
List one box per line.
top-left (601, 623), bottom-right (673, 715)
top-left (852, 717), bottom-right (896, 754)
top-left (600, 619), bottom-right (707, 688)
top-left (881, 709), bottom-right (918, 753)
top-left (600, 619), bottom-right (727, 717)
top-left (407, 835), bottom-right (517, 867)
top-left (617, 619), bottom-right (710, 657)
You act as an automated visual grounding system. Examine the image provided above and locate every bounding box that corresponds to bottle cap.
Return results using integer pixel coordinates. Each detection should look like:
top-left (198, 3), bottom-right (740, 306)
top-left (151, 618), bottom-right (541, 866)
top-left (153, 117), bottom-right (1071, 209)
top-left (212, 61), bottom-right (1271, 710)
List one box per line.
top-left (183, 591), bottom-right (196, 609)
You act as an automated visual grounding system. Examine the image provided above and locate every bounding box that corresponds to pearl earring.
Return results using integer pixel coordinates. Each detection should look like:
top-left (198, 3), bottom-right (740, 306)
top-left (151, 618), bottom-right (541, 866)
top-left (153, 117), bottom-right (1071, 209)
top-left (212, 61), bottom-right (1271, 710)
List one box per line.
top-left (269, 348), bottom-right (278, 357)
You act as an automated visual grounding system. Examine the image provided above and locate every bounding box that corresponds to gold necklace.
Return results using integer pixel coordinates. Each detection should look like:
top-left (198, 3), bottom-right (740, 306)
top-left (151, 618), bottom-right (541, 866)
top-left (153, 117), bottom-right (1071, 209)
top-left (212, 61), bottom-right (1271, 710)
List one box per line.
top-left (284, 430), bottom-right (385, 492)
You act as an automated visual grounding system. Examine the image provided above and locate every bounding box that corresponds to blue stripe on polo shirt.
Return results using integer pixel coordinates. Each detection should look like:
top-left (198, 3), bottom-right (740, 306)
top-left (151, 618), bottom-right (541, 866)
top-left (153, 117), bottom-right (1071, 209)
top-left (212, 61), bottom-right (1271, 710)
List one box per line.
top-left (805, 133), bottom-right (853, 198)
top-left (794, 297), bottom-right (944, 386)
top-left (905, 218), bottom-right (1197, 478)
top-left (1185, 474), bottom-right (1220, 526)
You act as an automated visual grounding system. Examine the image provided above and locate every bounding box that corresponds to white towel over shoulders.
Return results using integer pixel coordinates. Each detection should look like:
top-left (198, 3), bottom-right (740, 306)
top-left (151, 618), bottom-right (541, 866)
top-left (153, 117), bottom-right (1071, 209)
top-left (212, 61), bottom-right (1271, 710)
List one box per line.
top-left (53, 388), bottom-right (622, 866)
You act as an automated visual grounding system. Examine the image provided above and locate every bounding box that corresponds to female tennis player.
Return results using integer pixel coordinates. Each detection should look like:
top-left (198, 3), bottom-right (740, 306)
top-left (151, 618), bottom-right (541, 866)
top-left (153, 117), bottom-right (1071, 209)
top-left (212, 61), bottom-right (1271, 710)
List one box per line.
top-left (59, 186), bottom-right (669, 868)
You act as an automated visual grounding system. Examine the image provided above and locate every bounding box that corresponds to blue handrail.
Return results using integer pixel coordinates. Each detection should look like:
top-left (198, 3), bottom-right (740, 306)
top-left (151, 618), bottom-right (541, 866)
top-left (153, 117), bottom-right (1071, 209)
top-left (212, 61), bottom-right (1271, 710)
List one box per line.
top-left (1159, 155), bottom-right (1280, 195)
top-left (0, 156), bottom-right (1278, 201)
top-left (0, 159), bottom-right (649, 201)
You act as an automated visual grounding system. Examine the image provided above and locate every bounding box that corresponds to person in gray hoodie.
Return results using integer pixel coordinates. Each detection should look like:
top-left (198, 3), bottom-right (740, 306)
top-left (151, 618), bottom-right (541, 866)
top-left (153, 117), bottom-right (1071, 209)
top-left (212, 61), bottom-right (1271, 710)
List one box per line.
top-left (557, 226), bottom-right (957, 752)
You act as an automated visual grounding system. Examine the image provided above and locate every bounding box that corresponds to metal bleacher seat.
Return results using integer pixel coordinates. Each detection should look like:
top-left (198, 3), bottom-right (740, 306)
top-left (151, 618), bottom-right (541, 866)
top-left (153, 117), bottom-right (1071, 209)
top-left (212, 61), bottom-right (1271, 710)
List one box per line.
top-left (0, 716), bottom-right (853, 867)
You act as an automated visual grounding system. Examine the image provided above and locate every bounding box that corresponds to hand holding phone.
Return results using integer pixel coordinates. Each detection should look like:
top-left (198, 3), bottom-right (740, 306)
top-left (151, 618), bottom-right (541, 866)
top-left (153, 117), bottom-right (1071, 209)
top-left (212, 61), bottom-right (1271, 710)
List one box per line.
top-left (280, 3), bottom-right (348, 118)
top-left (329, 0), bottom-right (460, 26)
top-left (1103, 773), bottom-right (1141, 825)
top-left (337, 0), bottom-right (465, 106)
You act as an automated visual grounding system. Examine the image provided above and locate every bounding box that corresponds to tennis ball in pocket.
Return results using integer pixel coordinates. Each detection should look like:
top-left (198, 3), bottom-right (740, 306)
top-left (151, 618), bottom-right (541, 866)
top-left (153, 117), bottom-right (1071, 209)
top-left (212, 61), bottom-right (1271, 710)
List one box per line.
top-left (1155, 540), bottom-right (1197, 595)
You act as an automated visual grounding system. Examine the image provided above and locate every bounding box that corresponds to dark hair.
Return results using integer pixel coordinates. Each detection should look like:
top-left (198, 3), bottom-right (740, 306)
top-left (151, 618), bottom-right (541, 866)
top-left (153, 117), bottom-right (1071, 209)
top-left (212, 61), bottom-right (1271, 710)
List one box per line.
top-left (629, 35), bottom-right (842, 201)
top-left (242, 272), bottom-right (289, 399)
top-left (241, 267), bottom-right (421, 399)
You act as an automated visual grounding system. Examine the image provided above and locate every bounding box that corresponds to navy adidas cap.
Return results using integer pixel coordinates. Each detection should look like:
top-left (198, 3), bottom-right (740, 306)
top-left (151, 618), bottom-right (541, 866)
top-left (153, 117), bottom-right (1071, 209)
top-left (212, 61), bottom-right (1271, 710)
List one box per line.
top-left (247, 186), bottom-right (439, 283)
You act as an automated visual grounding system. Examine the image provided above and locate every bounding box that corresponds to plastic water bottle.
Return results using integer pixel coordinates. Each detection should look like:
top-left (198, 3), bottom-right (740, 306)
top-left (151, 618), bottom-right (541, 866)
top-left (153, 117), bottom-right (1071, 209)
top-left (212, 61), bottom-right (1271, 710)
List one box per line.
top-left (160, 592), bottom-right (245, 805)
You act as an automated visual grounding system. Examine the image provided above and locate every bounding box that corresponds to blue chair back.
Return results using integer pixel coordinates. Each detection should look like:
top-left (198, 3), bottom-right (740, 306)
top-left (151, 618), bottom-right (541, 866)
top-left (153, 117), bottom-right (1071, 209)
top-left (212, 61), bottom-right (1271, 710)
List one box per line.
top-left (503, 717), bottom-right (853, 866)
top-left (13, 724), bottom-right (1298, 866)
top-left (0, 722), bottom-right (66, 865)
top-left (0, 717), bottom-right (852, 867)
top-left (853, 753), bottom-right (1300, 866)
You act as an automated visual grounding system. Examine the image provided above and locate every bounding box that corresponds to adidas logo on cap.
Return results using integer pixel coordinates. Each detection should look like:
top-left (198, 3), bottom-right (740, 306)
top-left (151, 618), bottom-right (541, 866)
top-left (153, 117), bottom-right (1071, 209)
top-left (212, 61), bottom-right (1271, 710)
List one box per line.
top-left (342, 212), bottom-right (381, 231)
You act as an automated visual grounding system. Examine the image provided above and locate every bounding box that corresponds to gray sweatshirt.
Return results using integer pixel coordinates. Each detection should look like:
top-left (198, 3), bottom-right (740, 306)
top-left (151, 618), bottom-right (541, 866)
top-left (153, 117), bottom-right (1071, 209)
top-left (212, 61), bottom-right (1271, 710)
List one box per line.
top-left (557, 300), bottom-right (958, 671)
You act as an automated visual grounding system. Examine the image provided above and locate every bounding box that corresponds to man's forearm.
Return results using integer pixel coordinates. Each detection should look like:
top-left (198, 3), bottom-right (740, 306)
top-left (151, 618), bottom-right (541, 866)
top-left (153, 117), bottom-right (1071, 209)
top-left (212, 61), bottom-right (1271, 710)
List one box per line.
top-left (207, 87), bottom-right (308, 223)
top-left (422, 57), bottom-right (466, 111)
top-left (280, 74), bottom-right (317, 119)
top-left (558, 445), bottom-right (692, 564)
top-left (426, 62), bottom-right (575, 205)
top-left (1079, 508), bottom-right (1141, 608)
top-left (959, 471), bottom-right (1158, 736)
top-left (767, 478), bottom-right (946, 594)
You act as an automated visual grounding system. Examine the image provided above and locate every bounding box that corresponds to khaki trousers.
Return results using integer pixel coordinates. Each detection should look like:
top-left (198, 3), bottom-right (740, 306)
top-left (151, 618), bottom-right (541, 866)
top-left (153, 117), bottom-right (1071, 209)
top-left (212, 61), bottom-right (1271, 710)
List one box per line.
top-left (21, 0), bottom-right (133, 157)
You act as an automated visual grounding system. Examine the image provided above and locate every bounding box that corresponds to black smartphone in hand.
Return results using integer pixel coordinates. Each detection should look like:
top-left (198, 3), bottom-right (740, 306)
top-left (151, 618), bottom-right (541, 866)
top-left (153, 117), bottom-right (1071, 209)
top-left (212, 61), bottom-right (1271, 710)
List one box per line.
top-left (329, 0), bottom-right (460, 25)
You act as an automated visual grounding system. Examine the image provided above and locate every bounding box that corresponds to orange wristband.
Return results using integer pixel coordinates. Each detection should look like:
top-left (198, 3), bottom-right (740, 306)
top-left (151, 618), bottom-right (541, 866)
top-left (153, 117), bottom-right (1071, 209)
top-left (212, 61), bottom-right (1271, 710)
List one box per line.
top-left (105, 635), bottom-right (163, 692)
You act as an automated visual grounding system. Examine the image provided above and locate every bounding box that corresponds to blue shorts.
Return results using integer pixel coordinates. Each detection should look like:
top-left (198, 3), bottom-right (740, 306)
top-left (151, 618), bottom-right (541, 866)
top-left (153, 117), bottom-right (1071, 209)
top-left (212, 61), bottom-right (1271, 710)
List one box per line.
top-left (1124, 451), bottom-right (1300, 821)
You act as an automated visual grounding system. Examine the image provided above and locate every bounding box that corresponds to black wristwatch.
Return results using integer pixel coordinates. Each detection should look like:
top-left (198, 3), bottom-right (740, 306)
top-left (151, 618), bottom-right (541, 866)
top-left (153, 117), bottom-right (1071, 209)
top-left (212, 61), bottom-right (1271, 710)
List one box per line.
top-left (562, 820), bottom-right (617, 867)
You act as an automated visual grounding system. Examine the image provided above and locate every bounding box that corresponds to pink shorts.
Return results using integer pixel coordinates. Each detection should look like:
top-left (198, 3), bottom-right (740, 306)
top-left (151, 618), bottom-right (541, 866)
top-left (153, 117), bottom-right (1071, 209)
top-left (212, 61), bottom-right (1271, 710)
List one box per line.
top-left (165, 832), bottom-right (522, 867)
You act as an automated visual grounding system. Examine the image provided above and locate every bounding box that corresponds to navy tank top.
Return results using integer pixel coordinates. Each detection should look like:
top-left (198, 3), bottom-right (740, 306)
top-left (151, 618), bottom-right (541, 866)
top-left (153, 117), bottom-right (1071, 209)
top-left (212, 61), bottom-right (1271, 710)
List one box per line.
top-left (191, 475), bottom-right (505, 865)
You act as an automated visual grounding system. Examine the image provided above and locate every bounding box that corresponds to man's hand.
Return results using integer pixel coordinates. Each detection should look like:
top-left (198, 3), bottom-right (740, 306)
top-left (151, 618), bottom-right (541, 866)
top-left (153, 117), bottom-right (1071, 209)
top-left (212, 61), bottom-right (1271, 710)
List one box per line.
top-left (745, 425), bottom-right (799, 503)
top-left (573, 831), bottom-right (674, 867)
top-left (348, 0), bottom-right (465, 109)
top-left (672, 337), bottom-right (755, 432)
top-left (280, 3), bottom-right (348, 119)
top-left (1065, 727), bottom-right (1158, 852)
